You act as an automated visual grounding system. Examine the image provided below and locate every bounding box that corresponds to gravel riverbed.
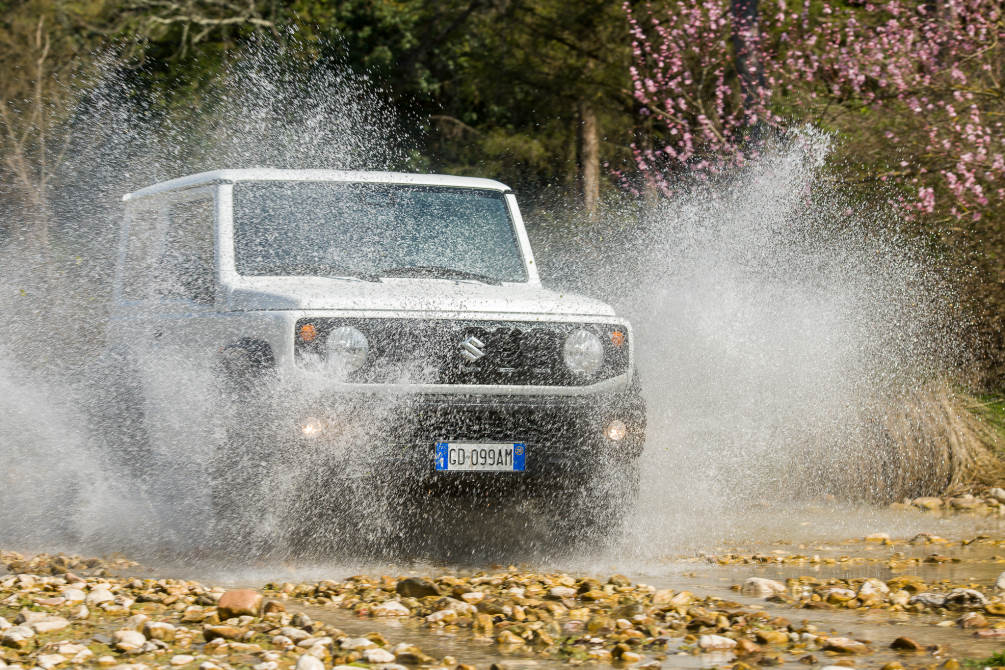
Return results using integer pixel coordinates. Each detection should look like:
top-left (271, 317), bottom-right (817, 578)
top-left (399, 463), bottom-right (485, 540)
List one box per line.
top-left (4, 515), bottom-right (1005, 670)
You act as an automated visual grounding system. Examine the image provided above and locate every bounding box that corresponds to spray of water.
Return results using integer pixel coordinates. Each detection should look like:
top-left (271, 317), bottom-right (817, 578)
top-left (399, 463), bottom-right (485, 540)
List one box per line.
top-left (0, 37), bottom-right (982, 568)
top-left (537, 129), bottom-right (978, 559)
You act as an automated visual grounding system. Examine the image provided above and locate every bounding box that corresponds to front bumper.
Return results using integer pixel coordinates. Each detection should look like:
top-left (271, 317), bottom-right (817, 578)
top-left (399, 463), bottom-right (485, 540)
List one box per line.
top-left (290, 383), bottom-right (646, 491)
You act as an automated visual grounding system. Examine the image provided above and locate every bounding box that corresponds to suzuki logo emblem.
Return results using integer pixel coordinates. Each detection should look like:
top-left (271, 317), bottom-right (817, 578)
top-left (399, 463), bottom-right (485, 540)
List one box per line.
top-left (459, 335), bottom-right (486, 362)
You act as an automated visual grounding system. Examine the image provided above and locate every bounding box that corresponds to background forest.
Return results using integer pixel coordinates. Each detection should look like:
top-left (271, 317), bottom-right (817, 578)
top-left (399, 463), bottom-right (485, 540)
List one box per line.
top-left (1, 0), bottom-right (1003, 391)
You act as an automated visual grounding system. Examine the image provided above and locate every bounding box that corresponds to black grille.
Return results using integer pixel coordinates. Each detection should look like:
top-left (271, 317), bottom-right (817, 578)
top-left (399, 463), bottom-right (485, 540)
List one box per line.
top-left (295, 318), bottom-right (629, 386)
top-left (404, 401), bottom-right (596, 447)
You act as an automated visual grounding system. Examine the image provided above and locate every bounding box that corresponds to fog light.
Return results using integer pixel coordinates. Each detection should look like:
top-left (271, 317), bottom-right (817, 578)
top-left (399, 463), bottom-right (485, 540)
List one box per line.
top-left (300, 417), bottom-right (324, 437)
top-left (604, 419), bottom-right (628, 441)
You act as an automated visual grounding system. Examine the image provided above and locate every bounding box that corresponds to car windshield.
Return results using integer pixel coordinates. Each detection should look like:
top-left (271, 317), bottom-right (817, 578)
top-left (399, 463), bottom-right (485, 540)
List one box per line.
top-left (232, 181), bottom-right (527, 282)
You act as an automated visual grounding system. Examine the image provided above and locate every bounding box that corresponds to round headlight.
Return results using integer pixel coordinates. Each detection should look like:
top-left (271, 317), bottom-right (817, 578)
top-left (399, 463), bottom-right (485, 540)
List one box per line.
top-left (563, 329), bottom-right (604, 375)
top-left (325, 326), bottom-right (369, 374)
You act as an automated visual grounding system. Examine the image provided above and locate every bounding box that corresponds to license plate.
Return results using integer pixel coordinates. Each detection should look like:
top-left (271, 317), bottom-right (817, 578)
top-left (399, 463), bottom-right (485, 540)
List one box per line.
top-left (435, 442), bottom-right (526, 472)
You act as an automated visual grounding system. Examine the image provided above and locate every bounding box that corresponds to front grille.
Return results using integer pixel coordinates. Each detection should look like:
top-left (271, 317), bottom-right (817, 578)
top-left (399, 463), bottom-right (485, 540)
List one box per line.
top-left (404, 401), bottom-right (597, 447)
top-left (296, 318), bottom-right (629, 386)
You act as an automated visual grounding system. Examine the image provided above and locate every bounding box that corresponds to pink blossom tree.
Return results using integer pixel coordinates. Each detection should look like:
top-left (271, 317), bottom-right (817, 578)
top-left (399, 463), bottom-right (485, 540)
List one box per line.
top-left (625, 0), bottom-right (1005, 223)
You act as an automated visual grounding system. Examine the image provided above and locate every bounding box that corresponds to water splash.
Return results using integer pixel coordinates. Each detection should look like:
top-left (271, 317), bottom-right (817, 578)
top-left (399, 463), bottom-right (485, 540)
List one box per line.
top-left (537, 129), bottom-right (971, 558)
top-left (0, 40), bottom-right (977, 569)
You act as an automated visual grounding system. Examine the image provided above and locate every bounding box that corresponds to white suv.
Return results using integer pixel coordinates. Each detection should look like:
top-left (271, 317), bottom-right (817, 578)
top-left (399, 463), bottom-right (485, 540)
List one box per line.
top-left (107, 169), bottom-right (645, 542)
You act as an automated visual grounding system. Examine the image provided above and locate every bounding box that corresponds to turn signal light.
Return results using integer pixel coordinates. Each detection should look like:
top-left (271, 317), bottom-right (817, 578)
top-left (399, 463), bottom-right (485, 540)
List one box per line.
top-left (610, 330), bottom-right (625, 348)
top-left (299, 323), bottom-right (318, 342)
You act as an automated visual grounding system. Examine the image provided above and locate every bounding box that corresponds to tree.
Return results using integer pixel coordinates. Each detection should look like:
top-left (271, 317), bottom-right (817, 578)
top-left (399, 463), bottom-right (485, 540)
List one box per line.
top-left (625, 0), bottom-right (1005, 381)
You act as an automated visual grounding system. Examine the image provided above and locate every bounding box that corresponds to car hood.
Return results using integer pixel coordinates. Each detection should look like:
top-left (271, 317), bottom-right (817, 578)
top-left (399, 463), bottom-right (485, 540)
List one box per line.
top-left (224, 276), bottom-right (617, 317)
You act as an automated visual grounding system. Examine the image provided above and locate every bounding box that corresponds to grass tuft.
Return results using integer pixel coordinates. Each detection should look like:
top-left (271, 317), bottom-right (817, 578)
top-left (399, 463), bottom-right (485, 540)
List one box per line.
top-left (963, 649), bottom-right (1005, 668)
top-left (866, 381), bottom-right (1005, 501)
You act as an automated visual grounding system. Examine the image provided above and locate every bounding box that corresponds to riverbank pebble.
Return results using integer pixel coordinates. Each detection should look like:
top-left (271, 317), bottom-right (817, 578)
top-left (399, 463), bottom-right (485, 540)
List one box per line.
top-left (2, 544), bottom-right (999, 670)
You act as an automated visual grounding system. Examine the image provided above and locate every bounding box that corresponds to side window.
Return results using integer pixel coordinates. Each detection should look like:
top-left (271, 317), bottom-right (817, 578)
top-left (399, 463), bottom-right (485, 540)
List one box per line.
top-left (160, 197), bottom-right (215, 304)
top-left (121, 204), bottom-right (163, 302)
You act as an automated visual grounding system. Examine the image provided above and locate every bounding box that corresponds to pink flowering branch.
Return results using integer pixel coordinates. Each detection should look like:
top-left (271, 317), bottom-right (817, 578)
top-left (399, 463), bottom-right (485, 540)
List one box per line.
top-left (625, 0), bottom-right (1005, 221)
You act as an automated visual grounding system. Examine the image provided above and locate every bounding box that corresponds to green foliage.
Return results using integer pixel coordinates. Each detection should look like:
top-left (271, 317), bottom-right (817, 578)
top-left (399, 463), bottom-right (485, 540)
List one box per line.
top-left (964, 649), bottom-right (1005, 668)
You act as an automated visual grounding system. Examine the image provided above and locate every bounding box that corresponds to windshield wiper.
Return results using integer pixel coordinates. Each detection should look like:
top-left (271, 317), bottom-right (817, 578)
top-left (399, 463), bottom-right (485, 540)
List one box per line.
top-left (377, 265), bottom-right (503, 285)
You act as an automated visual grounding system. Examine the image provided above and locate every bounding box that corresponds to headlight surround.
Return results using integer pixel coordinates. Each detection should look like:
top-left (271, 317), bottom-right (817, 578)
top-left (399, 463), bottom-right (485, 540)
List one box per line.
top-left (324, 325), bottom-right (369, 374)
top-left (563, 329), bottom-right (604, 375)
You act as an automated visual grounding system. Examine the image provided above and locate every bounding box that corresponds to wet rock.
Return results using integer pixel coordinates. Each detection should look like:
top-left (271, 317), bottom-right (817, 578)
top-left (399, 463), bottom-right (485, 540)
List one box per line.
top-left (735, 639), bottom-right (761, 656)
top-left (86, 588), bottom-right (115, 606)
top-left (698, 634), bottom-right (736, 650)
top-left (339, 637), bottom-right (376, 650)
top-left (426, 609), bottom-right (457, 624)
top-left (373, 600), bottom-right (410, 616)
top-left (890, 590), bottom-right (911, 607)
top-left (203, 625), bottom-right (245, 641)
top-left (958, 612), bottom-right (988, 629)
top-left (496, 630), bottom-right (524, 645)
top-left (143, 622), bottom-right (176, 641)
top-left (548, 586), bottom-right (576, 599)
top-left (394, 645), bottom-right (436, 664)
top-left (865, 533), bottom-right (890, 542)
top-left (28, 616), bottom-right (69, 634)
top-left (754, 630), bottom-right (788, 645)
top-left (60, 590), bottom-right (85, 606)
top-left (363, 648), bottom-right (395, 663)
top-left (858, 579), bottom-right (890, 598)
top-left (741, 578), bottom-right (785, 598)
top-left (112, 630), bottom-right (147, 652)
top-left (170, 656), bottom-right (194, 666)
top-left (890, 636), bottom-right (923, 651)
top-left (985, 602), bottom-right (1005, 615)
top-left (37, 654), bottom-right (66, 669)
top-left (216, 589), bottom-right (262, 619)
top-left (821, 637), bottom-right (869, 654)
top-left (586, 615), bottom-right (615, 634)
top-left (608, 574), bottom-right (631, 586)
top-left (474, 612), bottom-right (494, 633)
top-left (995, 572), bottom-right (1005, 592)
top-left (822, 587), bottom-right (857, 604)
top-left (668, 591), bottom-right (695, 606)
top-left (990, 488), bottom-right (1005, 505)
top-left (123, 614), bottom-right (149, 631)
top-left (271, 635), bottom-right (294, 648)
top-left (262, 599), bottom-right (285, 615)
top-left (950, 496), bottom-right (980, 510)
top-left (652, 589), bottom-right (675, 605)
top-left (294, 654), bottom-right (324, 670)
top-left (944, 588), bottom-right (989, 608)
top-left (279, 627), bottom-right (312, 642)
top-left (913, 497), bottom-right (943, 510)
top-left (2, 625), bottom-right (35, 649)
top-left (395, 578), bottom-right (439, 599)
top-left (910, 592), bottom-right (947, 608)
top-left (297, 636), bottom-right (332, 650)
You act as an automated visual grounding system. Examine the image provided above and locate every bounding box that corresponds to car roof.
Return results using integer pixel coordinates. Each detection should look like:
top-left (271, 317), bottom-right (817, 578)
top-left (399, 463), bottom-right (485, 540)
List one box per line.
top-left (122, 169), bottom-right (512, 201)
